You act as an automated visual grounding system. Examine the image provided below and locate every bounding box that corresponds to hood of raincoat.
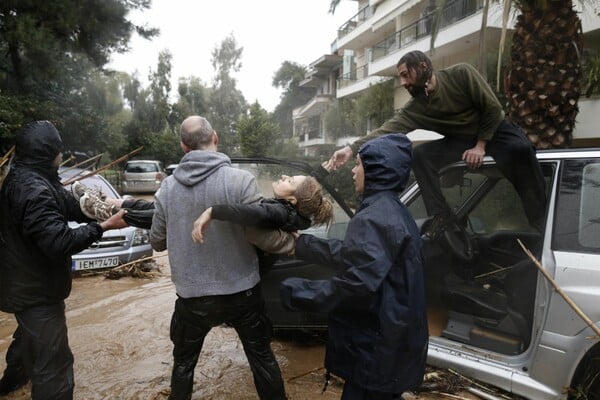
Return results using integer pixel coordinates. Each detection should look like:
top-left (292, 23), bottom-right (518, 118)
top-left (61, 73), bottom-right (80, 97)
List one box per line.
top-left (358, 133), bottom-right (412, 196)
top-left (15, 120), bottom-right (64, 169)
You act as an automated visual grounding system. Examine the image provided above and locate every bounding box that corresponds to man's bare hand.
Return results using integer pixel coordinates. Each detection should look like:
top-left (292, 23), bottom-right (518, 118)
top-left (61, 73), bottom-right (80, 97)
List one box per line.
top-left (100, 209), bottom-right (128, 231)
top-left (322, 146), bottom-right (353, 171)
top-left (192, 207), bottom-right (212, 243)
top-left (462, 140), bottom-right (487, 169)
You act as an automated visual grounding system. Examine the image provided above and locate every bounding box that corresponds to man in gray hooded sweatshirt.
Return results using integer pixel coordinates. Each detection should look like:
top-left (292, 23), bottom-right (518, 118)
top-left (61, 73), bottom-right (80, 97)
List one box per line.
top-left (150, 116), bottom-right (288, 400)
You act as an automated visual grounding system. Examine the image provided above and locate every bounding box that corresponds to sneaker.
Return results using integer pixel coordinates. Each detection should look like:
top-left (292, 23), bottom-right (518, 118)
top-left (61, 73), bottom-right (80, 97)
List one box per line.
top-left (421, 213), bottom-right (456, 241)
top-left (71, 180), bottom-right (106, 201)
top-left (80, 193), bottom-right (118, 222)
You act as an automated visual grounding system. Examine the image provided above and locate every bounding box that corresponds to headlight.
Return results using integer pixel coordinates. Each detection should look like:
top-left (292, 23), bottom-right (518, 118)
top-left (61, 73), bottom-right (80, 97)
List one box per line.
top-left (132, 228), bottom-right (150, 246)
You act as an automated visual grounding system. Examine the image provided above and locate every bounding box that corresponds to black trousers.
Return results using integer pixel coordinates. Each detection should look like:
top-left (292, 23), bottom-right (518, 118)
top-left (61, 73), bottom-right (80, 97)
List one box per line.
top-left (168, 284), bottom-right (286, 400)
top-left (412, 119), bottom-right (546, 229)
top-left (341, 381), bottom-right (401, 400)
top-left (5, 303), bottom-right (74, 400)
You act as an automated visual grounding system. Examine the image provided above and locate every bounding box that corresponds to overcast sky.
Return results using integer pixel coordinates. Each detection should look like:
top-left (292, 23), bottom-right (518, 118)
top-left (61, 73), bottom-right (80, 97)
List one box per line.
top-left (108, 0), bottom-right (357, 112)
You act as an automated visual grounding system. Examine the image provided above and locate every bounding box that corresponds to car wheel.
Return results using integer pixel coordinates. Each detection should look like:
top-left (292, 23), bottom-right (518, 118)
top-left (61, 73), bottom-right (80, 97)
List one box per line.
top-left (569, 344), bottom-right (600, 400)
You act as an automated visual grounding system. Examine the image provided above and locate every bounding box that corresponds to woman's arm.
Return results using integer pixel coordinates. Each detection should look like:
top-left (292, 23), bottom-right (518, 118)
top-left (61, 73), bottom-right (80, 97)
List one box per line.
top-left (282, 213), bottom-right (405, 313)
top-left (192, 201), bottom-right (290, 243)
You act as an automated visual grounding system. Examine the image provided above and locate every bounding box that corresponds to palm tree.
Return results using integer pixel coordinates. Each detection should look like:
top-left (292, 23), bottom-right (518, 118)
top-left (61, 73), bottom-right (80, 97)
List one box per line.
top-left (503, 0), bottom-right (584, 148)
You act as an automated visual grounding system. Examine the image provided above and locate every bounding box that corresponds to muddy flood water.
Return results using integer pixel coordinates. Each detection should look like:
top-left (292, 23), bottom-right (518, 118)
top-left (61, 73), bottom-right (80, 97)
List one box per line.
top-left (0, 253), bottom-right (490, 400)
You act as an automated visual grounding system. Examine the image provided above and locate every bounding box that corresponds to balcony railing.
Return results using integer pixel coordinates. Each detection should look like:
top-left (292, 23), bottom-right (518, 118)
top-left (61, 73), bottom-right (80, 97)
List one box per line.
top-left (338, 5), bottom-right (374, 39)
top-left (371, 0), bottom-right (481, 61)
top-left (337, 64), bottom-right (369, 89)
top-left (297, 116), bottom-right (323, 141)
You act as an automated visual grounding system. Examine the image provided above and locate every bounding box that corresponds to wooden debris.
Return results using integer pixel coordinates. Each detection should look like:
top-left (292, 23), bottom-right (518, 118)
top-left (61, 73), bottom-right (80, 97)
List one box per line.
top-left (417, 366), bottom-right (524, 399)
top-left (104, 257), bottom-right (162, 280)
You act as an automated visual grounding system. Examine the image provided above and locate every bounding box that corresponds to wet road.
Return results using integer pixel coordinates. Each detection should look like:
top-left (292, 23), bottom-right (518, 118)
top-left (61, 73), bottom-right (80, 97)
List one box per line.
top-left (0, 189), bottom-right (484, 399)
top-left (0, 255), bottom-right (350, 400)
top-left (0, 256), bottom-right (488, 399)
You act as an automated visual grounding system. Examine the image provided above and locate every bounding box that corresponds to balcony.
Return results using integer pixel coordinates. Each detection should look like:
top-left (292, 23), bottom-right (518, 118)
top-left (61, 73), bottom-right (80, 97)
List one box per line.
top-left (338, 5), bottom-right (374, 40)
top-left (337, 64), bottom-right (370, 90)
top-left (293, 94), bottom-right (335, 120)
top-left (371, 0), bottom-right (481, 62)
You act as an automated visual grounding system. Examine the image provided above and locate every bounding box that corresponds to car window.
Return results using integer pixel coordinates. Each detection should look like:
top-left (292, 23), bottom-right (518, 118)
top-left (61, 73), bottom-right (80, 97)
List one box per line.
top-left (554, 159), bottom-right (600, 253)
top-left (126, 162), bottom-right (158, 173)
top-left (468, 178), bottom-right (533, 234)
top-left (407, 166), bottom-right (487, 220)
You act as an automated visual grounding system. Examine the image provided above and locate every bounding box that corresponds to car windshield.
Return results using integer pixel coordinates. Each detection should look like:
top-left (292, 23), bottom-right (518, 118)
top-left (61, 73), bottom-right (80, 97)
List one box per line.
top-left (126, 162), bottom-right (158, 173)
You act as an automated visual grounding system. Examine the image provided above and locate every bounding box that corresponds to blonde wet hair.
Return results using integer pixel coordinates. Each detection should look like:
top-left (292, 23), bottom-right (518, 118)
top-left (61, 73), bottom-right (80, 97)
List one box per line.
top-left (294, 176), bottom-right (334, 227)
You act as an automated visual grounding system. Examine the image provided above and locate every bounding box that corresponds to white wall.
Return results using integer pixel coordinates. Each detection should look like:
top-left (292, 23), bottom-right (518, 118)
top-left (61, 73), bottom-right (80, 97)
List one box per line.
top-left (574, 97), bottom-right (600, 140)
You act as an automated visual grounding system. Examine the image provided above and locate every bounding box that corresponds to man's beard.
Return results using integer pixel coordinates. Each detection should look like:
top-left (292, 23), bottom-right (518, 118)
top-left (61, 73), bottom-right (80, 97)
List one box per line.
top-left (405, 68), bottom-right (431, 98)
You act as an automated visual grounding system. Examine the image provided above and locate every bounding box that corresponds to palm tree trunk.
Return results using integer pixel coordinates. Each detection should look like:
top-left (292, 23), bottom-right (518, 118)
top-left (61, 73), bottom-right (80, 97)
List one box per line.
top-left (505, 0), bottom-right (583, 149)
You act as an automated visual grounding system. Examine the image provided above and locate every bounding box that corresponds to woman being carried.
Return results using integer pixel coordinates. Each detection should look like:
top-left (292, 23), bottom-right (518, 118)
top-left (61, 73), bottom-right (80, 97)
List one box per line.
top-left (192, 174), bottom-right (334, 244)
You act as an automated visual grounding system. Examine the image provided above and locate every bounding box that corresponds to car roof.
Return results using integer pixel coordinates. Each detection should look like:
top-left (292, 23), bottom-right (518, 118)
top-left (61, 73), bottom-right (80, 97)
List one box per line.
top-left (535, 147), bottom-right (600, 160)
top-left (126, 159), bottom-right (162, 164)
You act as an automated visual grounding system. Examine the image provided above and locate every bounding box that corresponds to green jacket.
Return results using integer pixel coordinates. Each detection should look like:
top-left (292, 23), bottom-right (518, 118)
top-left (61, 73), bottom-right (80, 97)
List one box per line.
top-left (350, 63), bottom-right (504, 154)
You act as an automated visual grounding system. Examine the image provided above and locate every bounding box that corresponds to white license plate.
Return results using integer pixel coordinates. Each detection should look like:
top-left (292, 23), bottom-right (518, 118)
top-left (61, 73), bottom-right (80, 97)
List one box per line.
top-left (72, 256), bottom-right (120, 271)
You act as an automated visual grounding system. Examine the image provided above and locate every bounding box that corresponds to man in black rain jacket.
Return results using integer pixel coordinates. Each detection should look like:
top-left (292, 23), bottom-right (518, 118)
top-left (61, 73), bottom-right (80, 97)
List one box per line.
top-left (0, 121), bottom-right (127, 399)
top-left (281, 133), bottom-right (428, 399)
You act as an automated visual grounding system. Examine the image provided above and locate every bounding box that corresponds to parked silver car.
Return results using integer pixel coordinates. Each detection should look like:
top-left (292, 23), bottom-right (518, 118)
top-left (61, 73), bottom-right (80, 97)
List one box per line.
top-left (165, 163), bottom-right (179, 176)
top-left (231, 149), bottom-right (600, 400)
top-left (60, 168), bottom-right (153, 272)
top-left (121, 159), bottom-right (166, 194)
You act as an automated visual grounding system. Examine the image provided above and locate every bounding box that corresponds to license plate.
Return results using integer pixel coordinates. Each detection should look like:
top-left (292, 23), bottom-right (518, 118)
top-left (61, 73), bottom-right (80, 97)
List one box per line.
top-left (72, 256), bottom-right (120, 271)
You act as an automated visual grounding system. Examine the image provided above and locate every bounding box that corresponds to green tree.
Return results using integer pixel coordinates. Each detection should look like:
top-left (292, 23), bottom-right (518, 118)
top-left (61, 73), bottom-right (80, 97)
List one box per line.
top-left (238, 102), bottom-right (279, 157)
top-left (143, 129), bottom-right (181, 166)
top-left (272, 61), bottom-right (317, 138)
top-left (171, 76), bottom-right (209, 126)
top-left (584, 54), bottom-right (600, 97)
top-left (0, 0), bottom-right (156, 151)
top-left (0, 0), bottom-right (157, 93)
top-left (148, 50), bottom-right (173, 134)
top-left (122, 50), bottom-right (174, 155)
top-left (354, 79), bottom-right (395, 133)
top-left (324, 98), bottom-right (356, 140)
top-left (207, 34), bottom-right (247, 156)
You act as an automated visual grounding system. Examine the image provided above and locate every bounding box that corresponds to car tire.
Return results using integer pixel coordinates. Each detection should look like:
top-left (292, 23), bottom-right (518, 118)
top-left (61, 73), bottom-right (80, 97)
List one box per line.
top-left (569, 343), bottom-right (600, 400)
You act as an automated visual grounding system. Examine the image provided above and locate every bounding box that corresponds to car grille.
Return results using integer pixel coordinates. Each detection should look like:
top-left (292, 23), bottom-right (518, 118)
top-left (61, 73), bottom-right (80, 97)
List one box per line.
top-left (89, 235), bottom-right (128, 249)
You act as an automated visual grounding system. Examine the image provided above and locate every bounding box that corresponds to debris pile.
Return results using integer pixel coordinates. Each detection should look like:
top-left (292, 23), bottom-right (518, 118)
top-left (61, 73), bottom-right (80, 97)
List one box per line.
top-left (408, 366), bottom-right (525, 400)
top-left (104, 259), bottom-right (162, 280)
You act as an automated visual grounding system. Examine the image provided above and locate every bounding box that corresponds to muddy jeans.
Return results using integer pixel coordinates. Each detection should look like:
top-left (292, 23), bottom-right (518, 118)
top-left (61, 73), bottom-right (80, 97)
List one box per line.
top-left (168, 284), bottom-right (286, 400)
top-left (12, 302), bottom-right (74, 400)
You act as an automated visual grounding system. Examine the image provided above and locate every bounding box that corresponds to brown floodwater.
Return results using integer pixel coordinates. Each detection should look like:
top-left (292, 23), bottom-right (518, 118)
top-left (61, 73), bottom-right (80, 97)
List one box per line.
top-left (0, 254), bottom-right (347, 400)
top-left (0, 252), bottom-right (488, 400)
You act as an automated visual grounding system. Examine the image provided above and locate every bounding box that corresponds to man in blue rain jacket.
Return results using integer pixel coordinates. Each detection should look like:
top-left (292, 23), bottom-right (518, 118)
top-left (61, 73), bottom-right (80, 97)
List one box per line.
top-left (281, 133), bottom-right (428, 399)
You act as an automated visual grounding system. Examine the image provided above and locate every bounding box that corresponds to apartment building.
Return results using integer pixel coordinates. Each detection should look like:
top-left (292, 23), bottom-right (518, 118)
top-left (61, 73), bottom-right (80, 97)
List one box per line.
top-left (293, 0), bottom-right (600, 155)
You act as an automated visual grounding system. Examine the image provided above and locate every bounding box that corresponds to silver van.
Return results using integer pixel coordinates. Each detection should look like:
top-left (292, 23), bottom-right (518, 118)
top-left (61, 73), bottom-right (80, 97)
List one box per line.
top-left (121, 160), bottom-right (166, 194)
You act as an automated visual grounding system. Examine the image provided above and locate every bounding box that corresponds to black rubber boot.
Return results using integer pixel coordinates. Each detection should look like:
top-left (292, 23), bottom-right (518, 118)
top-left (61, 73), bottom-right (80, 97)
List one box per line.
top-left (0, 369), bottom-right (29, 396)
